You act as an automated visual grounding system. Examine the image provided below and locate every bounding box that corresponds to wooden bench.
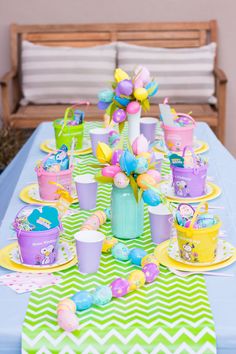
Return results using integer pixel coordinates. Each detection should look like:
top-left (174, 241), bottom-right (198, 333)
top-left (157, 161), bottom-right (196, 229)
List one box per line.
top-left (0, 21), bottom-right (227, 142)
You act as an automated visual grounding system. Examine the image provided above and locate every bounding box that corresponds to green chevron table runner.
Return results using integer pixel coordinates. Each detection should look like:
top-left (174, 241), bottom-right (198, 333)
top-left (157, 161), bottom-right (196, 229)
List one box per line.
top-left (22, 122), bottom-right (216, 353)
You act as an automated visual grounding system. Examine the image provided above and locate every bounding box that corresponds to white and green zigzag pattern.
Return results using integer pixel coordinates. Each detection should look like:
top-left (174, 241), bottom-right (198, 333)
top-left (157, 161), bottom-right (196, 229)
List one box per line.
top-left (22, 122), bottom-right (216, 354)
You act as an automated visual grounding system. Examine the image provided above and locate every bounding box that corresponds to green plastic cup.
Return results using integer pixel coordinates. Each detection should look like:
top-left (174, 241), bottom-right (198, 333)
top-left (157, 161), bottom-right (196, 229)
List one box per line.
top-left (53, 108), bottom-right (84, 150)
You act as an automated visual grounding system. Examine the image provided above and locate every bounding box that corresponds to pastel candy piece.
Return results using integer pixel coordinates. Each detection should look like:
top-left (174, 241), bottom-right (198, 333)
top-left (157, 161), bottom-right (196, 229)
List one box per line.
top-left (102, 165), bottom-right (121, 178)
top-left (58, 310), bottom-right (79, 332)
top-left (132, 134), bottom-right (149, 155)
top-left (58, 298), bottom-right (76, 313)
top-left (128, 270), bottom-right (146, 291)
top-left (129, 248), bottom-right (147, 266)
top-left (102, 236), bottom-right (118, 253)
top-left (71, 291), bottom-right (93, 311)
top-left (137, 173), bottom-right (156, 190)
top-left (111, 242), bottom-right (130, 261)
top-left (113, 172), bottom-right (130, 189)
top-left (126, 101), bottom-right (140, 115)
top-left (176, 211), bottom-right (185, 226)
top-left (141, 254), bottom-right (159, 267)
top-left (110, 278), bottom-right (129, 298)
top-left (134, 88), bottom-right (148, 101)
top-left (142, 189), bottom-right (161, 206)
top-left (146, 170), bottom-right (161, 183)
top-left (135, 157), bottom-right (148, 174)
top-left (94, 210), bottom-right (107, 225)
top-left (142, 263), bottom-right (160, 283)
top-left (92, 286), bottom-right (112, 306)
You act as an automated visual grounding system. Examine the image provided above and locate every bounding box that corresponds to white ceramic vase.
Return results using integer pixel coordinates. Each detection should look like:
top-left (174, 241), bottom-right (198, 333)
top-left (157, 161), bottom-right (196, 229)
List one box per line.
top-left (127, 108), bottom-right (141, 144)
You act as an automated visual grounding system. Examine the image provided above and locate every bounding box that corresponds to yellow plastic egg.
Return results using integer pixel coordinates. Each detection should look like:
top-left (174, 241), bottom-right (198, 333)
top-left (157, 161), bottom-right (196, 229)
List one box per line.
top-left (137, 173), bottom-right (156, 190)
top-left (57, 298), bottom-right (76, 313)
top-left (141, 254), bottom-right (159, 267)
top-left (128, 270), bottom-right (146, 291)
top-left (134, 88), bottom-right (148, 101)
top-left (102, 236), bottom-right (118, 253)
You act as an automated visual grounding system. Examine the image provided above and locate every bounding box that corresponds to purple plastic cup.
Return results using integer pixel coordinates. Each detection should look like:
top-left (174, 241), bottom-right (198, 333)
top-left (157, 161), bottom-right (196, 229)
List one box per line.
top-left (90, 128), bottom-right (109, 156)
top-left (75, 230), bottom-right (105, 274)
top-left (148, 205), bottom-right (173, 244)
top-left (154, 152), bottom-right (163, 173)
top-left (74, 174), bottom-right (98, 210)
top-left (140, 117), bottom-right (158, 143)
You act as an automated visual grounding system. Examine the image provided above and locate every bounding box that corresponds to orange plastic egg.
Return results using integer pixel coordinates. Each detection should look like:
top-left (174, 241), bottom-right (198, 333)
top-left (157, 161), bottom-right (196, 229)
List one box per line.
top-left (137, 173), bottom-right (156, 190)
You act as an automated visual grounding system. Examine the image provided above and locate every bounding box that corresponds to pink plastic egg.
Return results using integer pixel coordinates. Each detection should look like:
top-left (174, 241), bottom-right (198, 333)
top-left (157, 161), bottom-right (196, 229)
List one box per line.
top-left (102, 165), bottom-right (121, 178)
top-left (114, 172), bottom-right (130, 189)
top-left (110, 278), bottom-right (129, 298)
top-left (147, 170), bottom-right (161, 183)
top-left (58, 310), bottom-right (79, 332)
top-left (126, 101), bottom-right (141, 115)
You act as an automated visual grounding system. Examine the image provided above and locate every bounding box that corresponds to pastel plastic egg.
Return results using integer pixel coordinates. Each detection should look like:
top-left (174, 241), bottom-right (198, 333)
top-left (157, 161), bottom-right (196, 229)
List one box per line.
top-left (108, 130), bottom-right (120, 147)
top-left (135, 157), bottom-right (148, 174)
top-left (112, 109), bottom-right (127, 123)
top-left (81, 224), bottom-right (94, 231)
top-left (134, 88), bottom-right (148, 101)
top-left (82, 215), bottom-right (100, 229)
top-left (98, 89), bottom-right (114, 103)
top-left (114, 95), bottom-right (130, 107)
top-left (113, 172), bottom-right (130, 189)
top-left (128, 270), bottom-right (146, 291)
top-left (145, 81), bottom-right (158, 97)
top-left (102, 236), bottom-right (118, 253)
top-left (119, 150), bottom-right (138, 176)
top-left (111, 242), bottom-right (130, 261)
top-left (142, 263), bottom-right (160, 283)
top-left (102, 165), bottom-right (121, 178)
top-left (92, 286), bottom-right (112, 306)
top-left (94, 210), bottom-right (107, 224)
top-left (142, 189), bottom-right (161, 206)
top-left (129, 248), bottom-right (147, 266)
top-left (104, 208), bottom-right (111, 221)
top-left (71, 291), bottom-right (93, 311)
top-left (196, 214), bottom-right (216, 228)
top-left (132, 134), bottom-right (149, 155)
top-left (111, 149), bottom-right (123, 165)
top-left (58, 310), bottom-right (79, 332)
top-left (117, 79), bottom-right (133, 96)
top-left (57, 298), bottom-right (76, 313)
top-left (134, 65), bottom-right (150, 85)
top-left (97, 101), bottom-right (110, 110)
top-left (110, 278), bottom-right (130, 297)
top-left (137, 173), bottom-right (156, 190)
top-left (133, 77), bottom-right (144, 89)
top-left (175, 211), bottom-right (185, 226)
top-left (146, 170), bottom-right (161, 183)
top-left (141, 254), bottom-right (159, 267)
top-left (126, 101), bottom-right (141, 115)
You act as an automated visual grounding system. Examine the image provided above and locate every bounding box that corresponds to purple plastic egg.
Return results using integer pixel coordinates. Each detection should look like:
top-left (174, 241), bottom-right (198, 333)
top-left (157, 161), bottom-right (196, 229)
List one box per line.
top-left (111, 149), bottom-right (123, 165)
top-left (113, 109), bottom-right (126, 123)
top-left (142, 263), bottom-right (160, 283)
top-left (110, 278), bottom-right (130, 298)
top-left (97, 101), bottom-right (110, 110)
top-left (117, 79), bottom-right (133, 96)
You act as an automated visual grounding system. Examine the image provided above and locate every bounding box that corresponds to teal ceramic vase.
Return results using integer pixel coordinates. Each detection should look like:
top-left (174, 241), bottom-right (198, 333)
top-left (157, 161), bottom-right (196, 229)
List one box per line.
top-left (111, 184), bottom-right (144, 239)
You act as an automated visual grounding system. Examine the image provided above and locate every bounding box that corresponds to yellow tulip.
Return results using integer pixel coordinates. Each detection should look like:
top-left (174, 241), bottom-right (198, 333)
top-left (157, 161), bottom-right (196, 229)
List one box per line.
top-left (96, 142), bottom-right (113, 164)
top-left (114, 68), bottom-right (130, 82)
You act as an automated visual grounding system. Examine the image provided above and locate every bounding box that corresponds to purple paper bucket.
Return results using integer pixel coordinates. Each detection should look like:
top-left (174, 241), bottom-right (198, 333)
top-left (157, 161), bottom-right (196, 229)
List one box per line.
top-left (89, 128), bottom-right (109, 156)
top-left (75, 230), bottom-right (105, 274)
top-left (140, 117), bottom-right (158, 143)
top-left (148, 205), bottom-right (173, 244)
top-left (74, 174), bottom-right (98, 210)
top-left (16, 227), bottom-right (60, 266)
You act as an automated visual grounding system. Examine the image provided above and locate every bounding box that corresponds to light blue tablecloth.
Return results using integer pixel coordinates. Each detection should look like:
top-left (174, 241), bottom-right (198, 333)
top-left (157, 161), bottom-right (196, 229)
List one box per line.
top-left (0, 122), bottom-right (236, 353)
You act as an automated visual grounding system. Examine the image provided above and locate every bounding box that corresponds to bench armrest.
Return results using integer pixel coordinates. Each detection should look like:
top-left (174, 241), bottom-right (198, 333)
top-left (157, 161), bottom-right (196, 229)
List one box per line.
top-left (214, 68), bottom-right (228, 84)
top-left (0, 69), bottom-right (19, 126)
top-left (0, 69), bottom-right (17, 86)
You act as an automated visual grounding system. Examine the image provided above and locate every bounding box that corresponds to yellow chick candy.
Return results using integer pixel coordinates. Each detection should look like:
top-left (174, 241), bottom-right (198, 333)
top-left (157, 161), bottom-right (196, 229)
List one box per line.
top-left (134, 88), bottom-right (148, 101)
top-left (141, 254), bottom-right (159, 267)
top-left (114, 68), bottom-right (130, 82)
top-left (137, 173), bottom-right (156, 191)
top-left (96, 142), bottom-right (113, 164)
top-left (128, 270), bottom-right (146, 291)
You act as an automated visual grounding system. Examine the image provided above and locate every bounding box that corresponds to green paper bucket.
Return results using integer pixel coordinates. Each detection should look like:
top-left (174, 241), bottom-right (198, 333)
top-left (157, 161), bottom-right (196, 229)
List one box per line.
top-left (53, 107), bottom-right (84, 150)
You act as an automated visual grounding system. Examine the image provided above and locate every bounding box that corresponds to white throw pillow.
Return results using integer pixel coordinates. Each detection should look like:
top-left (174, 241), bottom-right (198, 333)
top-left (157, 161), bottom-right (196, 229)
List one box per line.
top-left (21, 40), bottom-right (117, 105)
top-left (117, 42), bottom-right (217, 104)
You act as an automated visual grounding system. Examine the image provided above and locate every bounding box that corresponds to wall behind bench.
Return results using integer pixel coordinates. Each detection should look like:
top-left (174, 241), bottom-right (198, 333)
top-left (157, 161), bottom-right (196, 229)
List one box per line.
top-left (0, 0), bottom-right (235, 155)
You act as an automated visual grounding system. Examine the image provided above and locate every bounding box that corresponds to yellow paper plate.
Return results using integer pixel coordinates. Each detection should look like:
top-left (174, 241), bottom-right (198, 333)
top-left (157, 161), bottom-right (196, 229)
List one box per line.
top-left (19, 183), bottom-right (78, 205)
top-left (157, 181), bottom-right (221, 204)
top-left (154, 239), bottom-right (236, 272)
top-left (154, 140), bottom-right (209, 156)
top-left (40, 139), bottom-right (92, 155)
top-left (0, 242), bottom-right (77, 273)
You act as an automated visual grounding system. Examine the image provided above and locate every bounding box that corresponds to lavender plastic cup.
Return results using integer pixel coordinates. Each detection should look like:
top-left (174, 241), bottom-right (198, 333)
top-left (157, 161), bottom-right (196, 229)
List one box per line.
top-left (154, 152), bottom-right (163, 173)
top-left (140, 117), bottom-right (158, 143)
top-left (74, 174), bottom-right (98, 210)
top-left (90, 128), bottom-right (109, 156)
top-left (148, 205), bottom-right (173, 244)
top-left (75, 230), bottom-right (105, 274)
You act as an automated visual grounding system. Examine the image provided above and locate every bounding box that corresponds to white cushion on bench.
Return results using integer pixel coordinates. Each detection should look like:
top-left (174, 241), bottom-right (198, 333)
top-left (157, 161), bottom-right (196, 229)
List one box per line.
top-left (21, 40), bottom-right (116, 105)
top-left (117, 42), bottom-right (217, 104)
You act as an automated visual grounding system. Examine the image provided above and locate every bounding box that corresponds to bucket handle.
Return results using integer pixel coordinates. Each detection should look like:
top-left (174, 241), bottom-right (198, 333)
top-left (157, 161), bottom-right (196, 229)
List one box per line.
top-left (187, 202), bottom-right (208, 233)
top-left (58, 107), bottom-right (74, 136)
top-left (175, 112), bottom-right (196, 127)
top-left (182, 145), bottom-right (200, 174)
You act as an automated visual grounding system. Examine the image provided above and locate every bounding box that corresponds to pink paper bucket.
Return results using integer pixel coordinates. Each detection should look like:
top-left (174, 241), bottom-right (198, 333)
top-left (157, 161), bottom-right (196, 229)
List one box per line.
top-left (171, 146), bottom-right (208, 198)
top-left (162, 113), bottom-right (196, 152)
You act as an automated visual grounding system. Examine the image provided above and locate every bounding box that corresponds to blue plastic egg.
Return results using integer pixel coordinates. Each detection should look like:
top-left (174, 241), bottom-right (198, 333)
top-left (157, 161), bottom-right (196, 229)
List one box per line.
top-left (196, 214), bottom-right (216, 228)
top-left (129, 248), bottom-right (147, 266)
top-left (135, 157), bottom-right (148, 174)
top-left (142, 189), bottom-right (161, 206)
top-left (111, 242), bottom-right (130, 261)
top-left (114, 96), bottom-right (130, 107)
top-left (145, 81), bottom-right (159, 97)
top-left (92, 286), bottom-right (112, 306)
top-left (71, 291), bottom-right (93, 311)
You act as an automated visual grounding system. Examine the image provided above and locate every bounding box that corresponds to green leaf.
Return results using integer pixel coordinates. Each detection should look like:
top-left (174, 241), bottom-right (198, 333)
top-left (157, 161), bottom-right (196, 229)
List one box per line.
top-left (88, 164), bottom-right (106, 169)
top-left (129, 175), bottom-right (139, 203)
top-left (117, 136), bottom-right (124, 150)
top-left (111, 81), bottom-right (117, 89)
top-left (142, 99), bottom-right (150, 112)
top-left (138, 188), bottom-right (143, 203)
top-left (95, 173), bottom-right (114, 184)
top-left (119, 121), bottom-right (125, 134)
